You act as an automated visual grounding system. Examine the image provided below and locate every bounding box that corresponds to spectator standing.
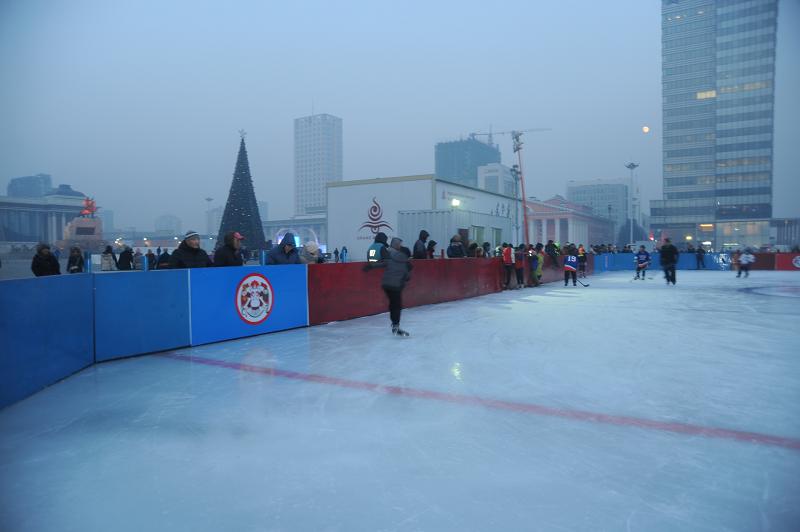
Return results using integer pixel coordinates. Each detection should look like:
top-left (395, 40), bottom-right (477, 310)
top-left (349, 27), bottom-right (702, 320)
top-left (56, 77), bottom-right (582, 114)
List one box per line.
top-left (266, 233), bottom-right (301, 265)
top-left (31, 243), bottom-right (61, 277)
top-left (535, 244), bottom-right (545, 283)
top-left (214, 231), bottom-right (245, 267)
top-left (446, 235), bottom-right (466, 258)
top-left (156, 248), bottom-right (171, 269)
top-left (100, 245), bottom-right (118, 271)
top-left (67, 246), bottom-right (84, 274)
top-left (413, 230), bottom-right (429, 259)
top-left (169, 231), bottom-right (213, 269)
top-left (333, 248), bottom-right (340, 263)
top-left (659, 238), bottom-right (680, 285)
top-left (527, 245), bottom-right (540, 287)
top-left (367, 232), bottom-right (389, 263)
top-left (501, 243), bottom-right (514, 289)
top-left (426, 240), bottom-right (437, 259)
top-left (300, 241), bottom-right (325, 264)
top-left (363, 237), bottom-right (413, 337)
top-left (577, 244), bottom-right (587, 278)
top-left (545, 240), bottom-right (559, 269)
top-left (514, 245), bottom-right (525, 289)
top-left (696, 244), bottom-right (706, 269)
top-left (145, 249), bottom-right (157, 270)
top-left (117, 246), bottom-right (134, 271)
top-left (340, 246), bottom-right (348, 263)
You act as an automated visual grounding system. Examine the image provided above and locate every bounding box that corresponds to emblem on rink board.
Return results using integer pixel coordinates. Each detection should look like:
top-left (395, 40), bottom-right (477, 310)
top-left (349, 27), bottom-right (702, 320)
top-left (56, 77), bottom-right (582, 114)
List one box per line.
top-left (235, 273), bottom-right (274, 325)
top-left (793, 256), bottom-right (800, 269)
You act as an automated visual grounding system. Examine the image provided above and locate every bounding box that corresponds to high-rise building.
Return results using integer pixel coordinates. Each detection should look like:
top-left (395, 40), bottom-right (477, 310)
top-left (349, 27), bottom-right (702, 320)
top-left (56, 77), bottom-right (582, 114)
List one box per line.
top-left (294, 114), bottom-right (342, 216)
top-left (435, 138), bottom-right (501, 188)
top-left (154, 214), bottom-right (182, 236)
top-left (567, 178), bottom-right (640, 245)
top-left (650, 0), bottom-right (778, 250)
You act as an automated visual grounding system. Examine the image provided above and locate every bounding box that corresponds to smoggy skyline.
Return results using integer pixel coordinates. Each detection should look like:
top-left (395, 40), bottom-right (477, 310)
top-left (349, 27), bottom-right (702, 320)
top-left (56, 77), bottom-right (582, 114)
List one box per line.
top-left (1, 0), bottom-right (798, 232)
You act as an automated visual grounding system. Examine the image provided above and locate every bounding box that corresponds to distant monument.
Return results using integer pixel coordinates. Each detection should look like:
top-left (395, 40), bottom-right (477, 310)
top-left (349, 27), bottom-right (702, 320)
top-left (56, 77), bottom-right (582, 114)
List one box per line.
top-left (58, 197), bottom-right (104, 251)
top-left (217, 132), bottom-right (267, 249)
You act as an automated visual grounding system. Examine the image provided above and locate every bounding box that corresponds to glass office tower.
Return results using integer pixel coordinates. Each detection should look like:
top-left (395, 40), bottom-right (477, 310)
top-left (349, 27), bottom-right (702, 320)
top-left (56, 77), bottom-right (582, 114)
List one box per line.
top-left (650, 0), bottom-right (778, 250)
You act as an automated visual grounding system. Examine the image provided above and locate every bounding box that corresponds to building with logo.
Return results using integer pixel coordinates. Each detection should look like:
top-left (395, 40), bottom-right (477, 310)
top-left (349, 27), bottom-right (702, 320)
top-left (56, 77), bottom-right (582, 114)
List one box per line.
top-left (435, 138), bottom-right (501, 188)
top-left (327, 174), bottom-right (521, 261)
top-left (294, 113), bottom-right (343, 216)
top-left (650, 0), bottom-right (778, 250)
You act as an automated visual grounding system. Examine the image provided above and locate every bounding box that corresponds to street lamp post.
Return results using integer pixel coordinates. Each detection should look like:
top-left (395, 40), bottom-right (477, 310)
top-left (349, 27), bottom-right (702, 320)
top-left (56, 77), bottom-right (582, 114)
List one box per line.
top-left (625, 162), bottom-right (639, 246)
top-left (512, 132), bottom-right (531, 248)
top-left (511, 165), bottom-right (521, 244)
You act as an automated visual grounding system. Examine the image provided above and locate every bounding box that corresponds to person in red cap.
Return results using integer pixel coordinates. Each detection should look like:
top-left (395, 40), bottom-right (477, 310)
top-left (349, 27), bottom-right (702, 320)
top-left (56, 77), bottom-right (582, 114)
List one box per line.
top-left (214, 231), bottom-right (245, 267)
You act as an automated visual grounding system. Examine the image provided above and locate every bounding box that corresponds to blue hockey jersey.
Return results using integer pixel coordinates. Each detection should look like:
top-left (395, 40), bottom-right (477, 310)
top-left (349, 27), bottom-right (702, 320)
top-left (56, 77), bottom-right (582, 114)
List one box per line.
top-left (635, 251), bottom-right (651, 266)
top-left (563, 254), bottom-right (578, 271)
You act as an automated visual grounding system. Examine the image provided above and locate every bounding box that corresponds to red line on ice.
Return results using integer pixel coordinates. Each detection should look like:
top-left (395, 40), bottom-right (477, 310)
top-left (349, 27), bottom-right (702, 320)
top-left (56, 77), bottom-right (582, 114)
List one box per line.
top-left (162, 353), bottom-right (800, 452)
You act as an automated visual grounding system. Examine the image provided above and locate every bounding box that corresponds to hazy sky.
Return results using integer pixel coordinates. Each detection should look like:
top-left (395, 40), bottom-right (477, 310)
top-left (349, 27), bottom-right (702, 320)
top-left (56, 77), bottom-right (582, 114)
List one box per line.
top-left (1, 0), bottom-right (798, 231)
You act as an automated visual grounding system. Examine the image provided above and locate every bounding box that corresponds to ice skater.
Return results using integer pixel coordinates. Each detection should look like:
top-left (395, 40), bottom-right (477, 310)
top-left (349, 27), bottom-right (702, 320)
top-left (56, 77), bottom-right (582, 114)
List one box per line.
top-left (363, 237), bottom-right (413, 337)
top-left (634, 245), bottom-right (650, 280)
top-left (659, 238), bottom-right (679, 285)
top-left (737, 249), bottom-right (755, 278)
top-left (563, 244), bottom-right (578, 286)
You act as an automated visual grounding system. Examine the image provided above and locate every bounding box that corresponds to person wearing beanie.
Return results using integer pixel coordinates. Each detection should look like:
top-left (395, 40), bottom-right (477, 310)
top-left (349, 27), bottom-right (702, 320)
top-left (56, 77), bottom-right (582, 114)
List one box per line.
top-left (446, 234), bottom-right (466, 258)
top-left (31, 243), bottom-right (61, 277)
top-left (300, 241), bottom-right (325, 264)
top-left (214, 231), bottom-right (245, 267)
top-left (413, 230), bottom-right (429, 259)
top-left (169, 231), bottom-right (212, 269)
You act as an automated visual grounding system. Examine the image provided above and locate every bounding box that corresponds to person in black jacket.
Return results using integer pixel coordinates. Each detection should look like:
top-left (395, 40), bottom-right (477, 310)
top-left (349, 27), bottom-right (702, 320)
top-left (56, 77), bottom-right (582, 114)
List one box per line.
top-left (446, 235), bottom-right (466, 258)
top-left (659, 238), bottom-right (680, 285)
top-left (117, 246), bottom-right (134, 270)
top-left (67, 246), bottom-right (84, 273)
top-left (169, 231), bottom-right (212, 269)
top-left (412, 230), bottom-right (429, 259)
top-left (695, 244), bottom-right (706, 269)
top-left (214, 231), bottom-right (245, 267)
top-left (266, 233), bottom-right (301, 265)
top-left (364, 237), bottom-right (413, 337)
top-left (31, 243), bottom-right (61, 277)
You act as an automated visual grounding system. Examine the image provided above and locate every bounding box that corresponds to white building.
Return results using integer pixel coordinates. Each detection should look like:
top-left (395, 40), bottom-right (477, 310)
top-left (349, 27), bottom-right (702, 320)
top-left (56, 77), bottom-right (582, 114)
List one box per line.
top-left (327, 174), bottom-right (520, 261)
top-left (294, 113), bottom-right (342, 216)
top-left (478, 163), bottom-right (516, 198)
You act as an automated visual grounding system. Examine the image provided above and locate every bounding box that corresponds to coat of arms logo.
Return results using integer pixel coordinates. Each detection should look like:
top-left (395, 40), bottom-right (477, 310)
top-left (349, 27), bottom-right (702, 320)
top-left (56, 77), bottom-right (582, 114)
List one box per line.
top-left (235, 273), bottom-right (274, 325)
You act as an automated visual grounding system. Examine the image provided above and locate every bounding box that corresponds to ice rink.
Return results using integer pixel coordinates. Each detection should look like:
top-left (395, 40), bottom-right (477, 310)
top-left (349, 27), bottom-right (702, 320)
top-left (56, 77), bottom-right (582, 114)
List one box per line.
top-left (1, 270), bottom-right (799, 531)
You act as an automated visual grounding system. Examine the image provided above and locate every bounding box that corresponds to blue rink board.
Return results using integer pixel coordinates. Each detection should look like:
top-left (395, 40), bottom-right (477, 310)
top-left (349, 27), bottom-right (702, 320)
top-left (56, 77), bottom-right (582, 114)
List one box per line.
top-left (94, 270), bottom-right (192, 361)
top-left (0, 274), bottom-right (94, 409)
top-left (188, 265), bottom-right (309, 346)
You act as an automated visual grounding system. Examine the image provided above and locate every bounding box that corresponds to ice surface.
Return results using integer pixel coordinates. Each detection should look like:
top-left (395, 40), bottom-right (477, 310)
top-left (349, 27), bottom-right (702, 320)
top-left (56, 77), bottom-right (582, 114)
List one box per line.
top-left (1, 271), bottom-right (799, 531)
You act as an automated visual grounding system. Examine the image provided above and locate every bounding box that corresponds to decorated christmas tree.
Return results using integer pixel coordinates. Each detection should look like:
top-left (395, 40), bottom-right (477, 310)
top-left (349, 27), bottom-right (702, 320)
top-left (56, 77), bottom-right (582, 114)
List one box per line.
top-left (217, 132), bottom-right (267, 250)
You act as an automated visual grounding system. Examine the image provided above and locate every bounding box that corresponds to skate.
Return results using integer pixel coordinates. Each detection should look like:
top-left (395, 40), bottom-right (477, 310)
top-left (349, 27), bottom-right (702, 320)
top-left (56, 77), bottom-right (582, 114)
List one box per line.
top-left (392, 325), bottom-right (410, 337)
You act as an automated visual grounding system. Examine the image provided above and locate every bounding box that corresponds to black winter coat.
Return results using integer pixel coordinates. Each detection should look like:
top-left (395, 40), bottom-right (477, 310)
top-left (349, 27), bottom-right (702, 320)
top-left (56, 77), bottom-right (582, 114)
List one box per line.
top-left (660, 244), bottom-right (680, 267)
top-left (169, 242), bottom-right (213, 269)
top-left (117, 250), bottom-right (134, 270)
top-left (214, 244), bottom-right (243, 267)
top-left (446, 242), bottom-right (466, 258)
top-left (31, 254), bottom-right (61, 276)
top-left (67, 255), bottom-right (84, 273)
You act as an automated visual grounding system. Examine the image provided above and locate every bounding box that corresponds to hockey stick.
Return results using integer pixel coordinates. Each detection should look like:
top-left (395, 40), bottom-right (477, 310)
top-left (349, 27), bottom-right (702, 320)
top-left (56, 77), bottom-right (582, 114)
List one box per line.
top-left (576, 279), bottom-right (589, 287)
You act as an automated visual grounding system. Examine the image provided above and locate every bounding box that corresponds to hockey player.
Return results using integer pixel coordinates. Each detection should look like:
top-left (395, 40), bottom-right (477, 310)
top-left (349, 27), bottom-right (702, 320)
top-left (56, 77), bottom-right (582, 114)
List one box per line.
top-left (634, 245), bottom-right (651, 280)
top-left (563, 244), bottom-right (578, 287)
top-left (737, 249), bottom-right (755, 278)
